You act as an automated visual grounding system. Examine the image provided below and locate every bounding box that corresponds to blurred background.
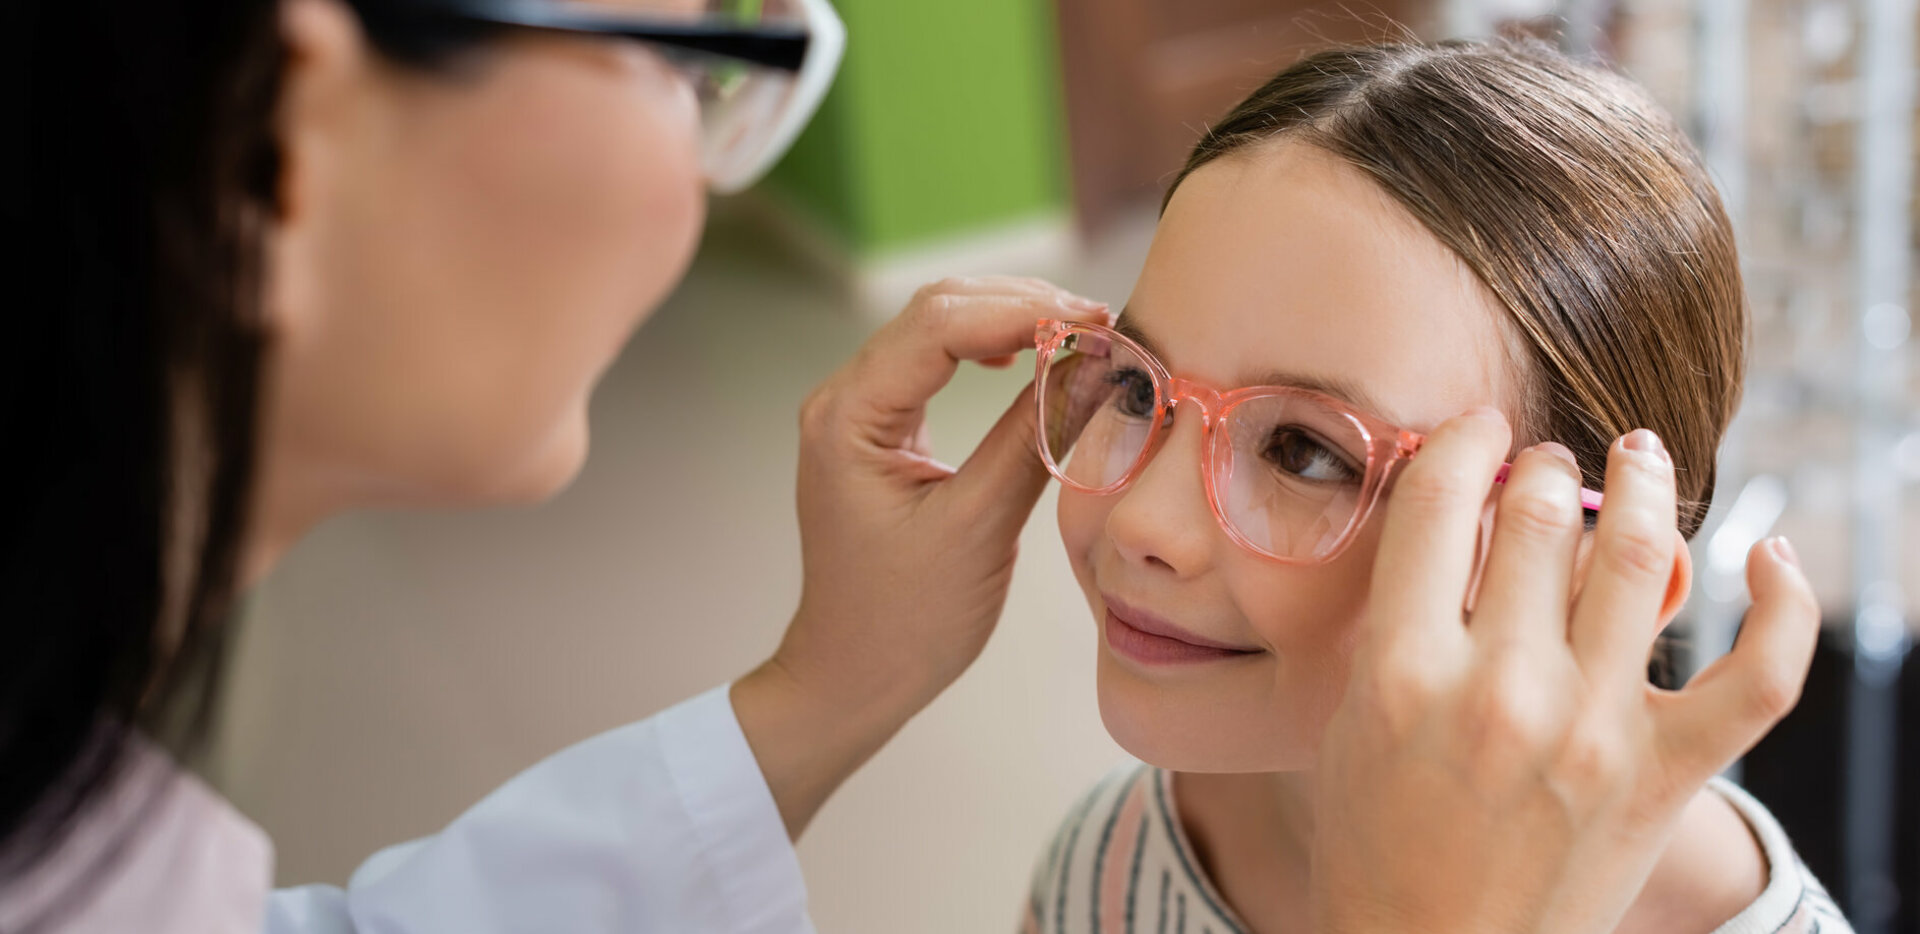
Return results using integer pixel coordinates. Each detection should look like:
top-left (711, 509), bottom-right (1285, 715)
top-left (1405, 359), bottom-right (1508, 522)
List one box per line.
top-left (208, 0), bottom-right (1920, 931)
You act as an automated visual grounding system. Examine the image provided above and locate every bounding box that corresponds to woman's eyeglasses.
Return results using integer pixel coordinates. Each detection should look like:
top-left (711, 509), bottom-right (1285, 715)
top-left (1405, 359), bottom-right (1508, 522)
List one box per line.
top-left (1033, 319), bottom-right (1605, 564)
top-left (392, 0), bottom-right (845, 193)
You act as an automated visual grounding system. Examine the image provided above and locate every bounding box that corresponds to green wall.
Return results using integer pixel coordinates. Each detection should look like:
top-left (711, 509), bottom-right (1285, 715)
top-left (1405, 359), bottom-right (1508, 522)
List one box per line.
top-left (765, 0), bottom-right (1068, 254)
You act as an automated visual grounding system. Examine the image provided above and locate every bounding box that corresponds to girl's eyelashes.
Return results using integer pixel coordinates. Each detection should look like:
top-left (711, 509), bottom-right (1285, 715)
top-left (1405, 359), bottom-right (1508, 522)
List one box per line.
top-left (1105, 367), bottom-right (1159, 418)
top-left (1262, 426), bottom-right (1363, 484)
top-left (1097, 362), bottom-right (1363, 485)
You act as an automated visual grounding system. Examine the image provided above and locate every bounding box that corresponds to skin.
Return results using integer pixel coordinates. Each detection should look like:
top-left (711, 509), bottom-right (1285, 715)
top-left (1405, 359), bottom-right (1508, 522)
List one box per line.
top-left (253, 2), bottom-right (1820, 928)
top-left (1057, 142), bottom-right (1771, 934)
top-left (258, 0), bottom-right (708, 569)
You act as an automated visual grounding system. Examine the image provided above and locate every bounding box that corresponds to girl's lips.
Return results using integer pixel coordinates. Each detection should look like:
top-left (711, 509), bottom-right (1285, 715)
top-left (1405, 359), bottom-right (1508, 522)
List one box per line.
top-left (1102, 600), bottom-right (1262, 666)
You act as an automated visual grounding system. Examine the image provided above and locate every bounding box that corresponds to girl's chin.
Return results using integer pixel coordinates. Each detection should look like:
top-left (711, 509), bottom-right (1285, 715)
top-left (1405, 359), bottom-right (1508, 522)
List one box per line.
top-left (1095, 662), bottom-right (1314, 774)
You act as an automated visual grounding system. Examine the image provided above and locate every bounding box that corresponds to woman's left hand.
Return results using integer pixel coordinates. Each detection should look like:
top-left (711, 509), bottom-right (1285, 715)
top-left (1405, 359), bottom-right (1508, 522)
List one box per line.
top-left (1308, 410), bottom-right (1822, 934)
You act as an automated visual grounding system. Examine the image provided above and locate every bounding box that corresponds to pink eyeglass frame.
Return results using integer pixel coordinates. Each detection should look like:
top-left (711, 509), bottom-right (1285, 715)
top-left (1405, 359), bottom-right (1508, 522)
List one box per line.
top-left (1033, 319), bottom-right (1606, 564)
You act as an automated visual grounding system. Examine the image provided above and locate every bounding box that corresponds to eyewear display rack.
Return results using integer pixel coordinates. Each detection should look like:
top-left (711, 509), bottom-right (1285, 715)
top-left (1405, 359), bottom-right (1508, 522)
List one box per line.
top-left (1840, 4), bottom-right (1914, 930)
top-left (1444, 0), bottom-right (1916, 929)
top-left (1655, 0), bottom-right (1917, 930)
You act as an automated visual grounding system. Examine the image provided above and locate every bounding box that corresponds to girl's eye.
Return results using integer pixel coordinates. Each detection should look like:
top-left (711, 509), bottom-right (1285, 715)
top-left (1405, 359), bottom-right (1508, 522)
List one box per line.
top-left (1103, 367), bottom-right (1158, 419)
top-left (1263, 426), bottom-right (1362, 484)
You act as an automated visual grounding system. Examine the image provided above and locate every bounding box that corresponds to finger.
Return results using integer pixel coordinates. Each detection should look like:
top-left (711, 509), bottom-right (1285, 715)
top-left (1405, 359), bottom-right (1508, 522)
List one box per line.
top-left (943, 381), bottom-right (1053, 542)
top-left (913, 274), bottom-right (1106, 309)
top-left (1568, 430), bottom-right (1678, 682)
top-left (1654, 537), bottom-right (1819, 778)
top-left (977, 354), bottom-right (1018, 369)
top-left (953, 274), bottom-right (1103, 303)
top-left (843, 292), bottom-right (1108, 448)
top-left (908, 419), bottom-right (935, 459)
top-left (1467, 442), bottom-right (1584, 649)
top-left (1367, 407), bottom-right (1512, 652)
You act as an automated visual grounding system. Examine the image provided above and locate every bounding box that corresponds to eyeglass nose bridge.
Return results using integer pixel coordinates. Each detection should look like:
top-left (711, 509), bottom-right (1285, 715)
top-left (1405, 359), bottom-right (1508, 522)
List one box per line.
top-left (1162, 377), bottom-right (1229, 424)
top-left (1121, 377), bottom-right (1228, 485)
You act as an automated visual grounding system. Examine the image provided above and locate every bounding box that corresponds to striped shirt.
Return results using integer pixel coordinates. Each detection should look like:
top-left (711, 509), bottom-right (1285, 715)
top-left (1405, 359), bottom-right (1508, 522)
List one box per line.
top-left (1023, 762), bottom-right (1852, 934)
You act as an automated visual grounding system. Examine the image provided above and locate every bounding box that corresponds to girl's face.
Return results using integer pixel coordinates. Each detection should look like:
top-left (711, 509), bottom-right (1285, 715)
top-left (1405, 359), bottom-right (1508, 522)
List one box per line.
top-left (1058, 142), bottom-right (1523, 773)
top-left (260, 0), bottom-right (705, 537)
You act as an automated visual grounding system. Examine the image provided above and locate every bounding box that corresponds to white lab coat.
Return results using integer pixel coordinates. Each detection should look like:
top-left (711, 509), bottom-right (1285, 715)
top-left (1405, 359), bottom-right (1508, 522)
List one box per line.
top-left (0, 686), bottom-right (814, 934)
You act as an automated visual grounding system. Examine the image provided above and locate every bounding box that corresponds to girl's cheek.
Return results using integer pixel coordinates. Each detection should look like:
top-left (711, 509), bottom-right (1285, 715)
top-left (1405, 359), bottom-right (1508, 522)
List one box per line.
top-left (1057, 488), bottom-right (1109, 589)
top-left (1227, 535), bottom-right (1376, 657)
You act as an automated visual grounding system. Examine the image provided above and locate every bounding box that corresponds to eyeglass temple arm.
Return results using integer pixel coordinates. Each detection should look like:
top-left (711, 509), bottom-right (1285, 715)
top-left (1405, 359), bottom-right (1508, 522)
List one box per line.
top-left (442, 0), bottom-right (811, 72)
top-left (1491, 462), bottom-right (1606, 513)
top-left (1399, 433), bottom-right (1605, 513)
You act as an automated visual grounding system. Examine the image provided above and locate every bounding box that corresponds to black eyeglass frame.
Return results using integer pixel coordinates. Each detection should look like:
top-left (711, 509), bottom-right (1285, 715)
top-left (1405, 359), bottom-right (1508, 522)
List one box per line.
top-left (393, 0), bottom-right (811, 72)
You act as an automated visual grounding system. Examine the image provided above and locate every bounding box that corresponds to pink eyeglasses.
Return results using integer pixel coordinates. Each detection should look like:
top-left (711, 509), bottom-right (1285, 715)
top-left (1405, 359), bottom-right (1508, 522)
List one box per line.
top-left (1033, 319), bottom-right (1605, 564)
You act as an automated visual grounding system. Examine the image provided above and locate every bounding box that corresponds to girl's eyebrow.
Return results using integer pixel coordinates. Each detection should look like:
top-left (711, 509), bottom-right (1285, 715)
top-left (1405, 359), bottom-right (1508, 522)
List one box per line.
top-left (1115, 308), bottom-right (1406, 427)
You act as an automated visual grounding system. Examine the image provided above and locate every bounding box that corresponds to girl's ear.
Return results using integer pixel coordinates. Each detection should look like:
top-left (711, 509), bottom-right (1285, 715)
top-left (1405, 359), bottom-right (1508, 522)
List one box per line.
top-left (1656, 529), bottom-right (1693, 629)
top-left (1570, 528), bottom-right (1693, 631)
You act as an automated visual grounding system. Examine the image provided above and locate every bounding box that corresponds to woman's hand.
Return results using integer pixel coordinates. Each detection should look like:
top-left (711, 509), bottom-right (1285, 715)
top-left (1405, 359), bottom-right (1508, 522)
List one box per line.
top-left (1309, 409), bottom-right (1821, 934)
top-left (733, 276), bottom-right (1108, 838)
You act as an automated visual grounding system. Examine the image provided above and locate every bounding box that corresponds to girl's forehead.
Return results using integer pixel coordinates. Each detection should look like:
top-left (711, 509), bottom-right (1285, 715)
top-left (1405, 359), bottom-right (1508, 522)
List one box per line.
top-left (1130, 142), bottom-right (1519, 434)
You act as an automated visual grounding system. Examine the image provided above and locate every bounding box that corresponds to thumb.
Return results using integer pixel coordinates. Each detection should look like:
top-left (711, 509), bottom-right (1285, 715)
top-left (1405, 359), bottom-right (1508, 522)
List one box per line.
top-left (1657, 537), bottom-right (1818, 778)
top-left (942, 381), bottom-right (1053, 542)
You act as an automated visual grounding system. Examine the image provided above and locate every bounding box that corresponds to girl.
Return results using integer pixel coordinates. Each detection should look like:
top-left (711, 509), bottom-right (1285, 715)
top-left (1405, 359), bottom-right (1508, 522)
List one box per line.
top-left (1025, 39), bottom-right (1846, 934)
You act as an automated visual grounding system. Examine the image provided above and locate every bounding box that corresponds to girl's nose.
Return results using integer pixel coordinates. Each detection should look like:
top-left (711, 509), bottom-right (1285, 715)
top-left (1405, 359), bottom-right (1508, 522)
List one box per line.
top-left (1103, 403), bottom-right (1217, 579)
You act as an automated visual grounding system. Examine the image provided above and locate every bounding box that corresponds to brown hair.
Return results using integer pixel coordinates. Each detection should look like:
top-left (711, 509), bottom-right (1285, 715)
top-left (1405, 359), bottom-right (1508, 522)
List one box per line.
top-left (1168, 38), bottom-right (1745, 538)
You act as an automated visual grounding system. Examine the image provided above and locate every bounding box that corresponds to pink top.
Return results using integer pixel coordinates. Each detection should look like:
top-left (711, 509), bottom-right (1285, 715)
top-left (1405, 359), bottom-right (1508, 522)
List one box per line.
top-left (0, 739), bottom-right (271, 934)
top-left (0, 685), bottom-right (814, 934)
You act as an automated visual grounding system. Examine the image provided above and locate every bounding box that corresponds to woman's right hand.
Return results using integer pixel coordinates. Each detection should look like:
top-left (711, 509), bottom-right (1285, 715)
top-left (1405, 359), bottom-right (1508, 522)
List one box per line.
top-left (1308, 409), bottom-right (1821, 934)
top-left (733, 276), bottom-right (1110, 839)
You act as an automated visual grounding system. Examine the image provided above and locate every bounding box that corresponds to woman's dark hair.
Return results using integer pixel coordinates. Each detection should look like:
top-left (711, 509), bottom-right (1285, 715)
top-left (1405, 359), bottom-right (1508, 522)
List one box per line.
top-left (6, 0), bottom-right (282, 894)
top-left (1167, 39), bottom-right (1747, 540)
top-left (4, 0), bottom-right (474, 920)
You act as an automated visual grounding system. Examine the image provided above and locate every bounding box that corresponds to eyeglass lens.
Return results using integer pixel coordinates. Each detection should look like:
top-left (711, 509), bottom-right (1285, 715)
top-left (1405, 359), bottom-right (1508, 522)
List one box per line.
top-left (686, 0), bottom-right (801, 182)
top-left (1039, 327), bottom-right (1376, 561)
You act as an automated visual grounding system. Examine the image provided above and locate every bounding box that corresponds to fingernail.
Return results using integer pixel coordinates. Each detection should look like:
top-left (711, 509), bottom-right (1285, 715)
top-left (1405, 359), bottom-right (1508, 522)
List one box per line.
top-left (1463, 405), bottom-right (1504, 421)
top-left (1770, 535), bottom-right (1800, 569)
top-left (1622, 428), bottom-right (1670, 463)
top-left (1064, 294), bottom-right (1108, 312)
top-left (1532, 441), bottom-right (1578, 468)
